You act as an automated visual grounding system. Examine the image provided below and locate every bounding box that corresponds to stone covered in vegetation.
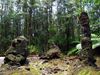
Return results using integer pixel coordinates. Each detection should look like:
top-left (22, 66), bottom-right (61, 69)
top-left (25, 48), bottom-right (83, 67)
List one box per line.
top-left (4, 36), bottom-right (29, 66)
top-left (40, 44), bottom-right (61, 59)
top-left (79, 12), bottom-right (96, 67)
top-left (46, 44), bottom-right (61, 59)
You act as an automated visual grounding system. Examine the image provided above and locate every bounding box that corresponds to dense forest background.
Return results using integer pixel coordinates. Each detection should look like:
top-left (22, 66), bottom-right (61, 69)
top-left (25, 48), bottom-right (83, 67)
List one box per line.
top-left (0, 0), bottom-right (99, 55)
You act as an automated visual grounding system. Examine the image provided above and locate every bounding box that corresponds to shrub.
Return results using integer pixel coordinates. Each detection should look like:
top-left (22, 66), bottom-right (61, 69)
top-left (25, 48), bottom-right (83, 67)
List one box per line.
top-left (28, 45), bottom-right (39, 55)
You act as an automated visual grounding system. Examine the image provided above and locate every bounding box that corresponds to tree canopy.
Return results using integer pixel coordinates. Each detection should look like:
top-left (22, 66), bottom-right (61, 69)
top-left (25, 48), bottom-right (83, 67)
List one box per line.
top-left (0, 0), bottom-right (99, 55)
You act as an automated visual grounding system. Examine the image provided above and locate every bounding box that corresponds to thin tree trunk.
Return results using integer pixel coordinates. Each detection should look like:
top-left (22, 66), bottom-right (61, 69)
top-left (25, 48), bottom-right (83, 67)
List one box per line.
top-left (28, 7), bottom-right (33, 44)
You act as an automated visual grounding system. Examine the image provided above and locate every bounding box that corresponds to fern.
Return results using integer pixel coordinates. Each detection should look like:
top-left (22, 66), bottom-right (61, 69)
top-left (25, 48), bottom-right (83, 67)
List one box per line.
top-left (67, 48), bottom-right (79, 56)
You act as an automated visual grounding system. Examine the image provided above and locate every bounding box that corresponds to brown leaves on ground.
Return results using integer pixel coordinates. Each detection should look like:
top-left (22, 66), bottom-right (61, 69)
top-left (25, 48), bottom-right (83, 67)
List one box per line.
top-left (0, 55), bottom-right (100, 75)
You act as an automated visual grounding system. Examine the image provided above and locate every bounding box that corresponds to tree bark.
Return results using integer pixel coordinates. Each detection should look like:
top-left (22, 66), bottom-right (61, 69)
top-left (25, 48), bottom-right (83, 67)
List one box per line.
top-left (79, 12), bottom-right (96, 65)
top-left (28, 7), bottom-right (33, 44)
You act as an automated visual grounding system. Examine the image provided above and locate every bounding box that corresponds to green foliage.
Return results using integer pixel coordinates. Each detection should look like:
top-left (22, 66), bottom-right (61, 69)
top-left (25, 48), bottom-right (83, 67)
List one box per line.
top-left (77, 67), bottom-right (100, 75)
top-left (54, 34), bottom-right (67, 45)
top-left (28, 45), bottom-right (39, 54)
top-left (91, 24), bottom-right (100, 36)
top-left (48, 33), bottom-right (67, 47)
top-left (67, 48), bottom-right (79, 56)
top-left (0, 37), bottom-right (11, 51)
top-left (0, 0), bottom-right (99, 55)
top-left (76, 34), bottom-right (100, 55)
top-left (68, 34), bottom-right (100, 56)
top-left (10, 64), bottom-right (41, 75)
top-left (48, 24), bottom-right (58, 36)
top-left (67, 41), bottom-right (80, 56)
top-left (48, 23), bottom-right (67, 47)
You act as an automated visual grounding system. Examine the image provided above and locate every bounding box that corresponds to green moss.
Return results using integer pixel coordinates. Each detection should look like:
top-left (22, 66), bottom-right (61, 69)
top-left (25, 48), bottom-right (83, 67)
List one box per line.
top-left (77, 67), bottom-right (100, 75)
top-left (11, 72), bottom-right (18, 75)
top-left (10, 64), bottom-right (41, 75)
top-left (29, 63), bottom-right (41, 75)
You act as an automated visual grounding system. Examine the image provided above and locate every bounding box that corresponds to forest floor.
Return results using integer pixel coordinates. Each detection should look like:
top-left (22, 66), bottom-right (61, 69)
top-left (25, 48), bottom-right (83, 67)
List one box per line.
top-left (0, 55), bottom-right (100, 75)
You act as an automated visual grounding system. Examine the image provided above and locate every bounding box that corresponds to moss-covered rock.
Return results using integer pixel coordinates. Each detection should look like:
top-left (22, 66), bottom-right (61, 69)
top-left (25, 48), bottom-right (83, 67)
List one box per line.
top-left (46, 47), bottom-right (61, 59)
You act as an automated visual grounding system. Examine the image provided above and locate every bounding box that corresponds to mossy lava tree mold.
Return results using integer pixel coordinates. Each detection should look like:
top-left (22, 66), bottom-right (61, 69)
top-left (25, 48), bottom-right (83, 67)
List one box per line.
top-left (79, 12), bottom-right (97, 68)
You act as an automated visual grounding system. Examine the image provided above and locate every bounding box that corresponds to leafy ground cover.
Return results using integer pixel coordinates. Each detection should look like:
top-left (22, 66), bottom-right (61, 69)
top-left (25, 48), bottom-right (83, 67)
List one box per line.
top-left (0, 56), bottom-right (100, 75)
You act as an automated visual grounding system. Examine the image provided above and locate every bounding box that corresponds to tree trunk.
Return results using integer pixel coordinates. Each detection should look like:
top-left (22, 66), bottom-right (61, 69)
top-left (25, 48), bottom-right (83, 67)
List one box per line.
top-left (28, 7), bottom-right (33, 44)
top-left (79, 12), bottom-right (96, 66)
